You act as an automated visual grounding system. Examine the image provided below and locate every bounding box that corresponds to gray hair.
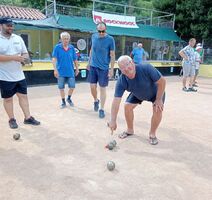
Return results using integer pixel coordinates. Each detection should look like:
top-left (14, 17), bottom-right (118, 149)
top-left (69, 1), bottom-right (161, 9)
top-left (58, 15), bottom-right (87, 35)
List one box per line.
top-left (60, 32), bottom-right (70, 39)
top-left (117, 55), bottom-right (132, 66)
top-left (138, 43), bottom-right (143, 48)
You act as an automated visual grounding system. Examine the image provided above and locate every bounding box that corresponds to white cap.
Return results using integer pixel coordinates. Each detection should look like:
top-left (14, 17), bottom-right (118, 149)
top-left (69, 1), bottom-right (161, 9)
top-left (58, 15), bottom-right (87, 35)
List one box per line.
top-left (196, 46), bottom-right (202, 50)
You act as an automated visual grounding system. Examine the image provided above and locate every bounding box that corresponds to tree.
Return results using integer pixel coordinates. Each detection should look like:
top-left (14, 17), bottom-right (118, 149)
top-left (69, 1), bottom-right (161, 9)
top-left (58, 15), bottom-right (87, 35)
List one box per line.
top-left (153, 0), bottom-right (212, 43)
top-left (20, 0), bottom-right (90, 10)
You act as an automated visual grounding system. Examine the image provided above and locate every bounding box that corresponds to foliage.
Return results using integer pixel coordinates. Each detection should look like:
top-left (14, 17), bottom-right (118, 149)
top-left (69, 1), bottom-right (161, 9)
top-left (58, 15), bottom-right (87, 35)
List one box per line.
top-left (153, 0), bottom-right (212, 43)
top-left (1, 0), bottom-right (91, 10)
top-left (1, 0), bottom-right (211, 43)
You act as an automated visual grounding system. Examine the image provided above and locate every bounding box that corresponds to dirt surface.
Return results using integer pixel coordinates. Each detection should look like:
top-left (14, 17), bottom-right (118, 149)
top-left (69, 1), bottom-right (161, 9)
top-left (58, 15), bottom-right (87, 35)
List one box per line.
top-left (0, 76), bottom-right (212, 200)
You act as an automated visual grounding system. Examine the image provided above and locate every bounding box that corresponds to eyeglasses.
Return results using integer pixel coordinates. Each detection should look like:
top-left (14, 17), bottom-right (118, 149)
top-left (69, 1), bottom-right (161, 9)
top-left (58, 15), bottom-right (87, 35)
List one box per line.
top-left (98, 30), bottom-right (105, 33)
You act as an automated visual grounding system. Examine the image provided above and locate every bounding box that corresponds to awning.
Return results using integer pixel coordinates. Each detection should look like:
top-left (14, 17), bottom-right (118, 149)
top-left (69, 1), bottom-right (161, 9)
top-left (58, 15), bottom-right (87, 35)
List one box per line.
top-left (14, 14), bottom-right (182, 42)
top-left (14, 16), bottom-right (60, 30)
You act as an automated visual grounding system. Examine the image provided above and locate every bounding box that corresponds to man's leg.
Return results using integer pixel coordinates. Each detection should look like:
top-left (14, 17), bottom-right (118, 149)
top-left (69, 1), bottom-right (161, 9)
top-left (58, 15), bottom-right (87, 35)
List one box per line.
top-left (57, 77), bottom-right (66, 108)
top-left (68, 88), bottom-right (74, 97)
top-left (60, 89), bottom-right (65, 99)
top-left (67, 88), bottom-right (74, 106)
top-left (90, 84), bottom-right (98, 101)
top-left (59, 89), bottom-right (66, 108)
top-left (98, 69), bottom-right (109, 118)
top-left (3, 97), bottom-right (19, 129)
top-left (99, 86), bottom-right (106, 110)
top-left (189, 76), bottom-right (194, 87)
top-left (188, 66), bottom-right (197, 92)
top-left (3, 97), bottom-right (14, 119)
top-left (16, 93), bottom-right (31, 119)
top-left (182, 77), bottom-right (187, 88)
top-left (182, 63), bottom-right (189, 90)
top-left (193, 69), bottom-right (199, 86)
top-left (66, 78), bottom-right (75, 106)
top-left (16, 92), bottom-right (40, 125)
top-left (124, 103), bottom-right (138, 134)
top-left (149, 105), bottom-right (163, 138)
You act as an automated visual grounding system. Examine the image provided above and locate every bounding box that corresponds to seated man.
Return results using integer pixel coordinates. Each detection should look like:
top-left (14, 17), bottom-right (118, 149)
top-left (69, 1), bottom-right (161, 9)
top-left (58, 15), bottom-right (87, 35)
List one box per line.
top-left (108, 55), bottom-right (166, 145)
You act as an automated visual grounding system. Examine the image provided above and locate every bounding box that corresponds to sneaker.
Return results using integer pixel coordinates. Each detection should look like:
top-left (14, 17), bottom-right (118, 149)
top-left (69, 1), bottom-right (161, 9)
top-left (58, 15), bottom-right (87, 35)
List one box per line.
top-left (182, 87), bottom-right (188, 92)
top-left (149, 136), bottom-right (158, 145)
top-left (188, 87), bottom-right (197, 92)
top-left (24, 116), bottom-right (40, 126)
top-left (192, 83), bottom-right (198, 87)
top-left (67, 98), bottom-right (74, 107)
top-left (99, 109), bottom-right (105, 118)
top-left (94, 99), bottom-right (99, 112)
top-left (9, 118), bottom-right (18, 129)
top-left (60, 102), bottom-right (66, 109)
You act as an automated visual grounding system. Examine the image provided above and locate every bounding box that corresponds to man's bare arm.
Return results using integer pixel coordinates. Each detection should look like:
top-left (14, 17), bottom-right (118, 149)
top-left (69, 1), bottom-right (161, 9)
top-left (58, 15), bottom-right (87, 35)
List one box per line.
top-left (108, 97), bottom-right (122, 131)
top-left (179, 50), bottom-right (188, 60)
top-left (110, 50), bottom-right (115, 70)
top-left (0, 55), bottom-right (25, 62)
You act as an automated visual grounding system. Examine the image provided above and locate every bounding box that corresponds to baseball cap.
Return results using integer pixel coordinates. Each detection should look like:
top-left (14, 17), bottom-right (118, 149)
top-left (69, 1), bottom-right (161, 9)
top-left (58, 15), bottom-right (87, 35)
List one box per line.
top-left (0, 17), bottom-right (14, 25)
top-left (196, 46), bottom-right (202, 50)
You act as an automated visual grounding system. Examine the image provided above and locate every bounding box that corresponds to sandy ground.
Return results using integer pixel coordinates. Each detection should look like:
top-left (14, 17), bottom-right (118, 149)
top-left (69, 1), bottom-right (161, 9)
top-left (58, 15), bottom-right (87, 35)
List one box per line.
top-left (0, 76), bottom-right (212, 200)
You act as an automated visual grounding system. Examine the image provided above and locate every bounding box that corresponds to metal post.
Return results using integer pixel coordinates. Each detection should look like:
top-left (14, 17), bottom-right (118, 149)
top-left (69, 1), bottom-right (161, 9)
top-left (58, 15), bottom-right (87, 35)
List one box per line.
top-left (173, 14), bottom-right (175, 29)
top-left (39, 30), bottom-right (41, 60)
top-left (150, 11), bottom-right (153, 25)
top-left (53, 0), bottom-right (56, 15)
top-left (124, 5), bottom-right (127, 16)
top-left (45, 0), bottom-right (47, 16)
top-left (93, 0), bottom-right (95, 11)
top-left (202, 39), bottom-right (204, 63)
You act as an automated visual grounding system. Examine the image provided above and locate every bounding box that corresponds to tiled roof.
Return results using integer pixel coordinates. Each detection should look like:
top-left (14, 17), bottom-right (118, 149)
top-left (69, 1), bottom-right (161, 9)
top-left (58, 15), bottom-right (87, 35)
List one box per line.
top-left (0, 5), bottom-right (46, 20)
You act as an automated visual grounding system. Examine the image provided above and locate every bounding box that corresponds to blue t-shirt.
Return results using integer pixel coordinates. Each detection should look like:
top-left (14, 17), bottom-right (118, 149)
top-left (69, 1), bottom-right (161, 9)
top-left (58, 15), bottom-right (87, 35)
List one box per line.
top-left (90, 33), bottom-right (115, 70)
top-left (115, 64), bottom-right (162, 101)
top-left (132, 47), bottom-right (145, 64)
top-left (52, 44), bottom-right (77, 77)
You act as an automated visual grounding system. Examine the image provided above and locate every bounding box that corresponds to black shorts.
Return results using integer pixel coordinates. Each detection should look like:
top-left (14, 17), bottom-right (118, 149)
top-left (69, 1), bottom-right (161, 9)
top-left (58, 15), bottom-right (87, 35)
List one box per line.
top-left (126, 92), bottom-right (166, 104)
top-left (0, 79), bottom-right (27, 98)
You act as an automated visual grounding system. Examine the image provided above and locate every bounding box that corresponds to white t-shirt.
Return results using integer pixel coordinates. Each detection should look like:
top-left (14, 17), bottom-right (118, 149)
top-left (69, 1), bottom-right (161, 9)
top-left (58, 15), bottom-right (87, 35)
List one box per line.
top-left (0, 33), bottom-right (28, 81)
top-left (194, 51), bottom-right (201, 69)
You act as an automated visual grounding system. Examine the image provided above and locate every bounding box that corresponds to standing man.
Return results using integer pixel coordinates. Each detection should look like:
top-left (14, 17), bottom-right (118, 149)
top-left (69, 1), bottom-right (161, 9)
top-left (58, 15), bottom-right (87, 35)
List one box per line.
top-left (193, 45), bottom-right (202, 87)
top-left (107, 55), bottom-right (166, 145)
top-left (179, 38), bottom-right (197, 92)
top-left (131, 43), bottom-right (145, 64)
top-left (52, 32), bottom-right (79, 108)
top-left (0, 17), bottom-right (40, 129)
top-left (88, 22), bottom-right (115, 118)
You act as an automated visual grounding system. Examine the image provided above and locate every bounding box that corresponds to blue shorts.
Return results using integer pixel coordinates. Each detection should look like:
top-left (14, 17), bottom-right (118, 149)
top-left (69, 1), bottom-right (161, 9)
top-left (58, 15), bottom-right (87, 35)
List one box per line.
top-left (57, 77), bottom-right (75, 89)
top-left (126, 92), bottom-right (166, 104)
top-left (88, 66), bottom-right (109, 87)
top-left (0, 79), bottom-right (27, 98)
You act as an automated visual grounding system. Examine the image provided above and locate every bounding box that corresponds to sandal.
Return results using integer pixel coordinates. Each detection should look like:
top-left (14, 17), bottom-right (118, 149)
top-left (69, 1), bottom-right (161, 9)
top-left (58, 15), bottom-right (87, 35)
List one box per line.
top-left (149, 137), bottom-right (158, 145)
top-left (118, 131), bottom-right (133, 139)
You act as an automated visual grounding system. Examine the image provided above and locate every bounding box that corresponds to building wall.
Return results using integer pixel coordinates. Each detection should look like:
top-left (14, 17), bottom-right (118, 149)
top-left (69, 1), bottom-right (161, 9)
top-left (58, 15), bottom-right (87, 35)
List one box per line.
top-left (16, 29), bottom-right (54, 59)
top-left (40, 30), bottom-right (53, 59)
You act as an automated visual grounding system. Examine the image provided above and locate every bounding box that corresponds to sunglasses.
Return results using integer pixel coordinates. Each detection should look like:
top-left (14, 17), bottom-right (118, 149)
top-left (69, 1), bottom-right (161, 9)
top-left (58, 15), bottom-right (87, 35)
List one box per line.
top-left (5, 24), bottom-right (14, 27)
top-left (98, 30), bottom-right (105, 33)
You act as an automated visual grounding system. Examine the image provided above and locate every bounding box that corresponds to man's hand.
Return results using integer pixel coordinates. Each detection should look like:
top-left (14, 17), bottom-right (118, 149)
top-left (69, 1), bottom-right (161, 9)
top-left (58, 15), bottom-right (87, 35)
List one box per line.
top-left (13, 55), bottom-right (25, 63)
top-left (108, 68), bottom-right (114, 79)
top-left (75, 68), bottom-right (79, 76)
top-left (153, 99), bottom-right (164, 112)
top-left (54, 69), bottom-right (59, 78)
top-left (86, 64), bottom-right (90, 71)
top-left (107, 121), bottom-right (117, 134)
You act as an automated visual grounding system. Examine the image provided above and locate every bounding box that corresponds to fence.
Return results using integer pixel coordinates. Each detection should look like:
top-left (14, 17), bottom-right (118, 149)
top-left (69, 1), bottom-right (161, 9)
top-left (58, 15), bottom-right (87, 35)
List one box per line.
top-left (45, 0), bottom-right (175, 28)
